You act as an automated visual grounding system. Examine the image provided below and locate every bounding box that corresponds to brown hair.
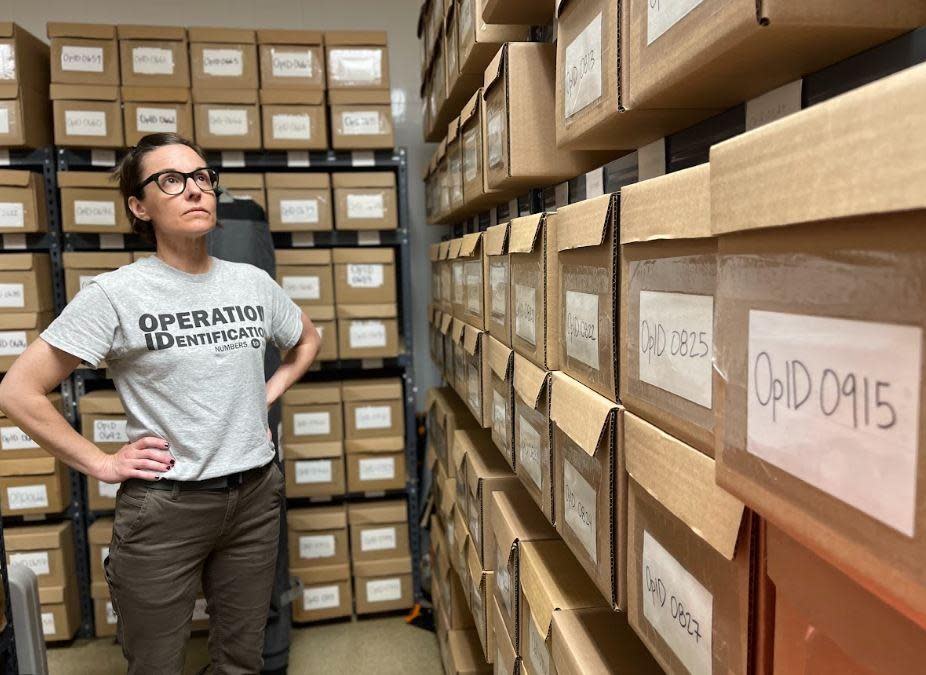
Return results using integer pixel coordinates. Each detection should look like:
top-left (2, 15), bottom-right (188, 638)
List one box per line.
top-left (113, 133), bottom-right (220, 244)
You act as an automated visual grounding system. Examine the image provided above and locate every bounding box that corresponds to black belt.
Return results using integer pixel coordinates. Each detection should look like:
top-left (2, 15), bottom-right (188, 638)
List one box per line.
top-left (138, 461), bottom-right (274, 491)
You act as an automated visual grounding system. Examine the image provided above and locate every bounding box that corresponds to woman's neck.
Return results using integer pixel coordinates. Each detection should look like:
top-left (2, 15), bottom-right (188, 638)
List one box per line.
top-left (154, 237), bottom-right (212, 275)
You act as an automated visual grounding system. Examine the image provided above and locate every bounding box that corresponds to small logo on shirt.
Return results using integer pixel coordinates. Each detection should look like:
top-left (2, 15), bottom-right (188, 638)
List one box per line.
top-left (251, 338), bottom-right (261, 349)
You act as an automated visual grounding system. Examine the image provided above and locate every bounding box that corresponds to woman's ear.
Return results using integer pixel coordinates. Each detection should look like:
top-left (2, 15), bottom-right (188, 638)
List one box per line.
top-left (127, 195), bottom-right (150, 223)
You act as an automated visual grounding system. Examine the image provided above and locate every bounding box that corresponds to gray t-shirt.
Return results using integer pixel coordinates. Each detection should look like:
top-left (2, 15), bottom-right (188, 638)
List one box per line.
top-left (40, 255), bottom-right (304, 480)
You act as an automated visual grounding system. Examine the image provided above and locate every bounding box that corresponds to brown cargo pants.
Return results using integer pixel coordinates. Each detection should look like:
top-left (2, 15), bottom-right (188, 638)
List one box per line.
top-left (103, 460), bottom-right (285, 675)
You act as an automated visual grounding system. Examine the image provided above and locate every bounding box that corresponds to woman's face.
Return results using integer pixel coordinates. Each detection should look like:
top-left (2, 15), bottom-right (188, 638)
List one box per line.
top-left (127, 144), bottom-right (217, 239)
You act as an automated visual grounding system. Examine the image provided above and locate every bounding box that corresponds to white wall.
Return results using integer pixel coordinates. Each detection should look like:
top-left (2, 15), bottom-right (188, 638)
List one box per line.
top-left (2, 0), bottom-right (442, 407)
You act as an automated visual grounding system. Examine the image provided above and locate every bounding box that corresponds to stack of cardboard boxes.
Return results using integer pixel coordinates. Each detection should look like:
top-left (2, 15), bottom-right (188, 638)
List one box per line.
top-left (0, 23), bottom-right (51, 148)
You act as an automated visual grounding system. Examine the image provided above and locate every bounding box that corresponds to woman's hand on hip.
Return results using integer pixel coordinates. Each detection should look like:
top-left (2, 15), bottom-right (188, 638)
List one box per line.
top-left (95, 437), bottom-right (176, 484)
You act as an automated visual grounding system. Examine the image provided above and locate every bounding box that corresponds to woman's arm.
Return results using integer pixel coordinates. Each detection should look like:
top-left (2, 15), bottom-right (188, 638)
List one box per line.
top-left (266, 311), bottom-right (321, 408)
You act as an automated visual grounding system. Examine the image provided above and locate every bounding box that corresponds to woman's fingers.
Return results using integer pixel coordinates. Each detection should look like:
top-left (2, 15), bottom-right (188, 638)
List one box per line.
top-left (134, 447), bottom-right (174, 468)
top-left (131, 469), bottom-right (160, 481)
top-left (133, 459), bottom-right (172, 473)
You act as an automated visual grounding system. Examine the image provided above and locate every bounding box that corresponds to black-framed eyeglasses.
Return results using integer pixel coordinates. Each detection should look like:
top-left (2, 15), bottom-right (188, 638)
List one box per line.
top-left (136, 167), bottom-right (220, 197)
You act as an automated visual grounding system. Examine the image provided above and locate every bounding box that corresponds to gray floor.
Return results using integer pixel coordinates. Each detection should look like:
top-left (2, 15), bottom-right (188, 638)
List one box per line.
top-left (46, 616), bottom-right (442, 674)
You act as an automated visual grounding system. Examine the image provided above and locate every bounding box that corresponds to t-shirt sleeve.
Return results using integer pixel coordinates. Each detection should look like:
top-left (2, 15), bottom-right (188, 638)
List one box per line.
top-left (264, 271), bottom-right (304, 350)
top-left (39, 282), bottom-right (119, 368)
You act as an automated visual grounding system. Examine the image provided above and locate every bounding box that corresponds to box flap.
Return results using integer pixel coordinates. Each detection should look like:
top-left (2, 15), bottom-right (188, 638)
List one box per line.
top-left (0, 456), bottom-right (56, 477)
top-left (77, 389), bottom-right (124, 414)
top-left (459, 232), bottom-right (482, 259)
top-left (288, 505), bottom-right (347, 531)
top-left (259, 89), bottom-right (325, 105)
top-left (508, 213), bottom-right (545, 254)
top-left (486, 335), bottom-right (512, 380)
top-left (447, 238), bottom-right (464, 260)
top-left (191, 88), bottom-right (258, 105)
top-left (56, 171), bottom-right (119, 188)
top-left (297, 562), bottom-right (350, 584)
top-left (429, 243), bottom-right (440, 262)
top-left (347, 499), bottom-right (407, 525)
top-left (49, 84), bottom-right (119, 101)
top-left (556, 194), bottom-right (614, 252)
top-left (188, 27), bottom-right (255, 44)
top-left (256, 29), bottom-right (323, 45)
top-left (332, 172), bottom-right (395, 189)
top-left (265, 172), bottom-right (330, 189)
top-left (466, 539), bottom-right (487, 591)
top-left (512, 354), bottom-right (549, 409)
top-left (344, 436), bottom-right (404, 454)
top-left (87, 518), bottom-right (113, 544)
top-left (324, 30), bottom-right (388, 46)
top-left (341, 378), bottom-right (402, 402)
top-left (483, 223), bottom-right (508, 257)
top-left (276, 249), bottom-right (332, 265)
top-left (286, 441), bottom-right (343, 460)
top-left (337, 304), bottom-right (397, 319)
top-left (332, 248), bottom-right (394, 264)
top-left (0, 170), bottom-right (33, 187)
top-left (460, 89), bottom-right (481, 128)
top-left (63, 251), bottom-right (133, 269)
top-left (482, 44), bottom-right (506, 95)
top-left (4, 521), bottom-right (69, 551)
top-left (446, 116), bottom-right (461, 142)
top-left (440, 313), bottom-right (453, 335)
top-left (121, 86), bottom-right (191, 103)
top-left (489, 490), bottom-right (556, 565)
top-left (435, 139), bottom-right (448, 163)
top-left (620, 164), bottom-right (711, 244)
top-left (462, 324), bottom-right (482, 356)
top-left (282, 382), bottom-right (341, 406)
top-left (47, 22), bottom-right (116, 39)
top-left (451, 318), bottom-right (466, 344)
top-left (438, 241), bottom-right (450, 260)
top-left (549, 373), bottom-right (616, 458)
top-left (353, 556), bottom-right (412, 578)
top-left (219, 172), bottom-right (264, 189)
top-left (117, 25), bottom-right (186, 40)
top-left (328, 89), bottom-right (390, 105)
top-left (626, 413), bottom-right (744, 560)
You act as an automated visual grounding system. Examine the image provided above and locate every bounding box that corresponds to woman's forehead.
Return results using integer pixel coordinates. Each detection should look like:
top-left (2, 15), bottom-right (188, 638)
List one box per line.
top-left (141, 144), bottom-right (205, 174)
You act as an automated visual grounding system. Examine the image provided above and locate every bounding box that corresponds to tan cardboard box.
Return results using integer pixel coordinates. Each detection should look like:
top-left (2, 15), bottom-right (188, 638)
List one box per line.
top-left (78, 389), bottom-right (126, 452)
top-left (311, 310), bottom-right (338, 362)
top-left (345, 436), bottom-right (406, 493)
top-left (426, 35), bottom-right (448, 143)
top-left (625, 412), bottom-right (753, 675)
top-left (446, 628), bottom-right (492, 674)
top-left (0, 456), bottom-right (69, 516)
top-left (50, 84), bottom-right (123, 148)
top-left (509, 212), bottom-right (558, 371)
top-left (430, 244), bottom-right (442, 309)
top-left (47, 22), bottom-right (119, 86)
top-left (492, 594), bottom-right (516, 674)
top-left (282, 382), bottom-right (343, 444)
top-left (447, 238), bottom-right (463, 316)
top-left (87, 518), bottom-right (112, 586)
top-left (0, 311), bottom-right (51, 371)
top-left (441, 10), bottom-right (485, 145)
top-left (354, 556), bottom-right (414, 614)
top-left (458, 0), bottom-right (529, 77)
top-left (38, 578), bottom-right (80, 642)
top-left (426, 387), bottom-right (479, 475)
top-left (0, 252), bottom-right (53, 312)
top-left (435, 141), bottom-right (450, 220)
top-left (512, 355), bottom-right (553, 522)
top-left (257, 30), bottom-right (325, 90)
top-left (192, 87), bottom-right (261, 150)
top-left (555, 194), bottom-right (618, 402)
top-left (620, 164), bottom-right (716, 456)
top-left (550, 372), bottom-right (622, 608)
top-left (462, 324), bottom-right (492, 428)
top-left (275, 248), bottom-right (334, 312)
top-left (0, 83), bottom-right (53, 149)
top-left (337, 304), bottom-right (399, 359)
top-left (456, 232), bottom-right (486, 329)
top-left (325, 31), bottom-right (389, 90)
top-left (482, 0), bottom-right (554, 25)
top-left (0, 171), bottom-right (47, 234)
top-left (459, 90), bottom-right (506, 212)
top-left (451, 317), bottom-right (467, 399)
top-left (347, 499), bottom-right (409, 563)
top-left (486, 336), bottom-right (513, 466)
top-left (483, 223), bottom-right (510, 346)
top-left (117, 25), bottom-right (189, 88)
top-left (266, 173), bottom-right (332, 232)
top-left (260, 89), bottom-right (328, 151)
top-left (92, 581), bottom-right (117, 637)
top-left (445, 119), bottom-right (466, 216)
top-left (292, 564), bottom-right (352, 623)
top-left (5, 522), bottom-right (74, 591)
top-left (63, 251), bottom-right (134, 302)
top-left (341, 378), bottom-right (404, 440)
top-left (189, 27), bottom-right (257, 90)
top-left (711, 61), bottom-right (926, 627)
top-left (287, 505), bottom-right (349, 572)
top-left (452, 504), bottom-right (469, 577)
top-left (0, 392), bottom-right (63, 460)
top-left (551, 607), bottom-right (662, 675)
top-left (329, 89), bottom-right (395, 150)
top-left (438, 557), bottom-right (474, 630)
top-left (283, 441), bottom-right (345, 498)
top-left (121, 86), bottom-right (194, 146)
top-left (58, 172), bottom-right (129, 234)
top-left (465, 541), bottom-right (495, 663)
top-left (332, 172), bottom-right (397, 231)
top-left (450, 428), bottom-right (474, 510)
top-left (220, 172), bottom-right (265, 212)
top-left (430, 310), bottom-right (446, 384)
top-left (0, 23), bottom-right (49, 94)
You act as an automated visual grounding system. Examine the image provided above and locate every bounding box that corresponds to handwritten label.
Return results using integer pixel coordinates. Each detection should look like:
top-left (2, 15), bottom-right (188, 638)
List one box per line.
top-left (202, 48), bottom-right (244, 77)
top-left (468, 364), bottom-right (481, 415)
top-left (272, 113), bottom-right (312, 140)
top-left (514, 284), bottom-right (537, 345)
top-left (208, 109), bottom-right (249, 136)
top-left (355, 405), bottom-right (391, 430)
top-left (65, 110), bottom-right (107, 137)
top-left (0, 203), bottom-right (23, 228)
top-left (0, 330), bottom-right (27, 356)
top-left (452, 263), bottom-right (465, 306)
top-left (132, 47), bottom-right (174, 75)
top-left (305, 584), bottom-right (340, 610)
top-left (486, 105), bottom-right (504, 169)
top-left (294, 411), bottom-right (331, 436)
top-left (463, 127), bottom-right (479, 183)
top-left (346, 263), bottom-right (384, 288)
top-left (366, 577), bottom-right (402, 603)
top-left (564, 12), bottom-right (603, 119)
top-left (42, 612), bottom-right (55, 636)
top-left (295, 459), bottom-right (332, 484)
top-left (349, 321), bottom-right (387, 349)
top-left (347, 194), bottom-right (385, 220)
top-left (518, 415), bottom-right (543, 489)
top-left (61, 45), bottom-right (104, 72)
top-left (8, 484), bottom-right (48, 510)
top-left (9, 551), bottom-right (49, 576)
top-left (299, 534), bottom-right (336, 559)
top-left (329, 48), bottom-right (382, 85)
top-left (341, 111), bottom-right (382, 136)
top-left (74, 200), bottom-right (116, 226)
top-left (0, 283), bottom-right (23, 308)
top-left (358, 456), bottom-right (395, 482)
top-left (747, 310), bottom-right (921, 535)
top-left (361, 526), bottom-right (397, 552)
top-left (746, 80), bottom-right (803, 131)
top-left (496, 544), bottom-right (512, 611)
top-left (565, 290), bottom-right (599, 370)
top-left (0, 45), bottom-right (14, 80)
top-left (469, 498), bottom-right (481, 550)
top-left (282, 275), bottom-right (320, 300)
top-left (563, 458), bottom-right (597, 563)
top-left (489, 262), bottom-right (507, 321)
top-left (639, 291), bottom-right (713, 408)
top-left (648, 0), bottom-right (704, 45)
top-left (280, 199), bottom-right (319, 224)
top-left (94, 419), bottom-right (128, 444)
top-left (1, 425), bottom-right (37, 450)
top-left (272, 49), bottom-right (314, 78)
top-left (465, 261), bottom-right (482, 314)
top-left (493, 389), bottom-right (507, 444)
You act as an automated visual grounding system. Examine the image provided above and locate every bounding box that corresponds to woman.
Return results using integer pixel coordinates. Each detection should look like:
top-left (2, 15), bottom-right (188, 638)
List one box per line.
top-left (0, 133), bottom-right (321, 673)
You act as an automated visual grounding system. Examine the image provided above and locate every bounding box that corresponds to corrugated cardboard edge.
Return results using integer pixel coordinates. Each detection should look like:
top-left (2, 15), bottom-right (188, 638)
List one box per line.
top-left (438, 240), bottom-right (450, 260)
top-left (486, 335), bottom-right (512, 380)
top-left (460, 88), bottom-right (481, 127)
top-left (483, 223), bottom-right (508, 256)
top-left (620, 163), bottom-right (711, 244)
top-left (508, 213), bottom-right (545, 253)
top-left (549, 373), bottom-right (615, 458)
top-left (556, 194), bottom-right (614, 252)
top-left (458, 231), bottom-right (482, 259)
top-left (512, 354), bottom-right (548, 410)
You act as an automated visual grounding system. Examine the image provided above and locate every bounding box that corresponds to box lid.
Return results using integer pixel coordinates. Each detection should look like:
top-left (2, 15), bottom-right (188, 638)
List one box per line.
top-left (0, 252), bottom-right (41, 271)
top-left (121, 86), bottom-right (191, 103)
top-left (4, 521), bottom-right (70, 551)
top-left (483, 223), bottom-right (508, 257)
top-left (219, 172), bottom-right (264, 189)
top-left (439, 312), bottom-right (453, 335)
top-left (337, 303), bottom-right (397, 319)
top-left (486, 335), bottom-right (512, 380)
top-left (63, 251), bottom-right (133, 269)
top-left (288, 505), bottom-right (347, 531)
top-left (447, 238), bottom-right (464, 260)
top-left (328, 89), bottom-right (391, 105)
top-left (0, 311), bottom-right (50, 330)
top-left (508, 213), bottom-right (545, 254)
top-left (353, 556), bottom-right (412, 579)
top-left (462, 325), bottom-right (483, 357)
top-left (460, 89), bottom-right (481, 128)
top-left (0, 23), bottom-right (18, 38)
top-left (286, 440), bottom-right (343, 460)
top-left (50, 84), bottom-right (119, 101)
top-left (340, 378), bottom-right (402, 402)
top-left (550, 372), bottom-right (617, 459)
top-left (331, 172), bottom-right (395, 189)
top-left (276, 249), bottom-right (332, 266)
top-left (47, 22), bottom-right (116, 39)
top-left (435, 139), bottom-right (448, 163)
top-left (458, 232), bottom-right (482, 259)
top-left (116, 25), bottom-right (186, 41)
top-left (512, 354), bottom-right (549, 409)
top-left (451, 318), bottom-right (466, 344)
top-left (283, 382), bottom-right (341, 406)
top-left (556, 194), bottom-right (615, 252)
top-left (191, 88), bottom-right (258, 105)
top-left (482, 43), bottom-right (507, 96)
top-left (259, 88), bottom-right (325, 105)
top-left (297, 562), bottom-right (350, 584)
top-left (490, 490), bottom-right (556, 569)
top-left (0, 456), bottom-right (56, 477)
top-left (77, 389), bottom-right (124, 414)
top-left (256, 29), bottom-right (323, 45)
top-left (620, 164), bottom-right (711, 244)
top-left (188, 27), bottom-right (255, 44)
top-left (438, 241), bottom-right (450, 260)
top-left (347, 499), bottom-right (407, 525)
top-left (324, 30), bottom-right (388, 46)
top-left (56, 171), bottom-right (119, 188)
top-left (344, 436), bottom-right (404, 454)
top-left (265, 172), bottom-right (330, 189)
top-left (91, 580), bottom-right (110, 600)
top-left (429, 243), bottom-right (441, 262)
top-left (0, 170), bottom-right (34, 188)
top-left (332, 248), bottom-right (394, 264)
top-left (551, 607), bottom-right (663, 675)
top-left (87, 518), bottom-right (113, 544)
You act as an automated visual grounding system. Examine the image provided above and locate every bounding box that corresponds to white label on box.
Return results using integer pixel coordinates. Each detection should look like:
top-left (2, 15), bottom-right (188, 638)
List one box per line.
top-left (0, 203), bottom-right (23, 228)
top-left (563, 458), bottom-right (597, 563)
top-left (453, 263), bottom-right (464, 303)
top-left (208, 109), bottom-right (249, 136)
top-left (0, 109), bottom-right (9, 135)
top-left (65, 110), bottom-right (107, 137)
top-left (1, 425), bottom-right (38, 450)
top-left (98, 480), bottom-right (119, 499)
top-left (299, 534), bottom-right (336, 559)
top-left (136, 107), bottom-right (178, 134)
top-left (272, 50), bottom-right (314, 78)
top-left (0, 45), bottom-right (14, 81)
top-left (486, 105), bottom-right (504, 169)
top-left (529, 618), bottom-right (551, 675)
top-left (463, 127), bottom-right (479, 183)
top-left (366, 577), bottom-right (402, 603)
top-left (747, 310), bottom-right (922, 536)
top-left (349, 321), bottom-right (387, 349)
top-left (283, 275), bottom-right (320, 300)
top-left (341, 111), bottom-right (382, 136)
top-left (518, 415), bottom-right (543, 489)
top-left (294, 411), bottom-right (331, 437)
top-left (515, 284), bottom-right (537, 345)
top-left (9, 551), bottom-right (50, 577)
top-left (8, 485), bottom-right (48, 510)
top-left (280, 199), bottom-right (319, 224)
top-left (565, 290), bottom-right (600, 370)
top-left (94, 419), bottom-right (128, 444)
top-left (468, 364), bottom-right (481, 414)
top-left (465, 262), bottom-right (482, 314)
top-left (355, 405), bottom-right (392, 430)
top-left (106, 601), bottom-right (117, 625)
top-left (61, 45), bottom-right (104, 72)
top-left (469, 500), bottom-right (481, 549)
top-left (493, 390), bottom-right (506, 441)
top-left (193, 598), bottom-right (209, 621)
top-left (295, 459), bottom-right (332, 484)
top-left (361, 526), bottom-right (397, 552)
top-left (564, 12), bottom-right (603, 119)
top-left (746, 79), bottom-right (803, 131)
top-left (329, 48), bottom-right (382, 84)
top-left (79, 275), bottom-right (97, 290)
top-left (74, 200), bottom-right (116, 226)
top-left (0, 283), bottom-right (24, 307)
top-left (638, 291), bottom-right (713, 408)
top-left (495, 545), bottom-right (511, 610)
top-left (358, 456), bottom-right (395, 482)
top-left (642, 530), bottom-right (713, 675)
top-left (202, 48), bottom-right (244, 76)
top-left (305, 584), bottom-right (340, 611)
top-left (0, 331), bottom-right (27, 356)
top-left (347, 194), bottom-right (385, 220)
top-left (648, 0), bottom-right (704, 45)
top-left (272, 113), bottom-right (312, 140)
top-left (489, 263), bottom-right (507, 320)
top-left (346, 263), bottom-right (384, 288)
top-left (41, 612), bottom-right (55, 636)
top-left (132, 47), bottom-right (174, 75)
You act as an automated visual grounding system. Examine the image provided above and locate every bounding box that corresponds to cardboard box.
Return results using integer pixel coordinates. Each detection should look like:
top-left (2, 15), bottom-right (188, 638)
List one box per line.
top-left (482, 0), bottom-right (554, 25)
top-left (434, 140), bottom-right (450, 220)
top-left (92, 581), bottom-right (117, 637)
top-left (333, 248), bottom-right (396, 306)
top-left (121, 86), bottom-right (194, 146)
top-left (427, 34), bottom-right (448, 143)
top-left (63, 251), bottom-right (133, 302)
top-left (0, 456), bottom-right (69, 516)
top-left (551, 607), bottom-right (663, 675)
top-left (78, 389), bottom-right (126, 510)
top-left (620, 164), bottom-right (716, 456)
top-left (347, 499), bottom-right (409, 562)
top-left (345, 437), bottom-right (406, 493)
top-left (465, 539), bottom-right (495, 663)
top-left (445, 119), bottom-right (466, 216)
top-left (58, 172), bottom-right (130, 234)
top-left (509, 212), bottom-right (558, 371)
top-left (0, 171), bottom-right (46, 234)
top-left (430, 308), bottom-right (444, 371)
top-left (555, 194), bottom-right (618, 402)
top-left (275, 248), bottom-right (334, 312)
top-left (711, 62), bottom-right (926, 626)
top-left (87, 517), bottom-right (112, 585)
top-left (220, 172), bottom-right (265, 212)
top-left (0, 83), bottom-right (53, 148)
top-left (512, 355), bottom-right (553, 522)
top-left (38, 578), bottom-right (80, 642)
top-left (192, 87), bottom-right (261, 150)
top-left (437, 554), bottom-right (475, 630)
top-left (284, 441), bottom-right (345, 498)
top-left (482, 224), bottom-right (509, 345)
top-left (452, 504), bottom-right (470, 576)
top-left (625, 412), bottom-right (753, 675)
top-left (550, 372), bottom-right (622, 607)
top-left (0, 23), bottom-right (50, 94)
top-left (440, 312), bottom-right (455, 383)
top-left (332, 173), bottom-right (397, 231)
top-left (117, 25), bottom-right (189, 88)
top-left (325, 31), bottom-right (389, 90)
top-left (492, 594), bottom-right (517, 674)
top-left (341, 378), bottom-right (404, 440)
top-left (0, 311), bottom-right (51, 371)
top-left (188, 27), bottom-right (257, 90)
top-left (329, 90), bottom-right (395, 150)
top-left (446, 628), bottom-right (492, 674)
top-left (257, 30), bottom-right (325, 90)
top-left (456, 233), bottom-right (486, 329)
top-left (0, 253), bottom-right (53, 313)
top-left (51, 84), bottom-right (123, 148)
top-left (260, 89), bottom-right (328, 151)
top-left (458, 0), bottom-right (530, 77)
top-left (462, 325), bottom-right (492, 428)
top-left (465, 431), bottom-right (522, 569)
top-left (430, 244), bottom-right (442, 308)
top-left (5, 522), bottom-right (74, 591)
top-left (0, 393), bottom-right (63, 460)
top-left (292, 564), bottom-right (352, 623)
top-left (459, 89), bottom-right (505, 211)
top-left (337, 304), bottom-right (399, 359)
top-left (312, 311), bottom-right (338, 362)
top-left (265, 173), bottom-right (332, 232)
top-left (353, 556), bottom-right (413, 614)
top-left (282, 382), bottom-right (343, 444)
top-left (47, 22), bottom-right (119, 86)
top-left (482, 43), bottom-right (609, 191)
top-left (426, 387), bottom-right (480, 475)
top-left (486, 336), bottom-right (514, 466)
top-left (287, 505), bottom-right (349, 572)
top-left (451, 317), bottom-right (468, 399)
